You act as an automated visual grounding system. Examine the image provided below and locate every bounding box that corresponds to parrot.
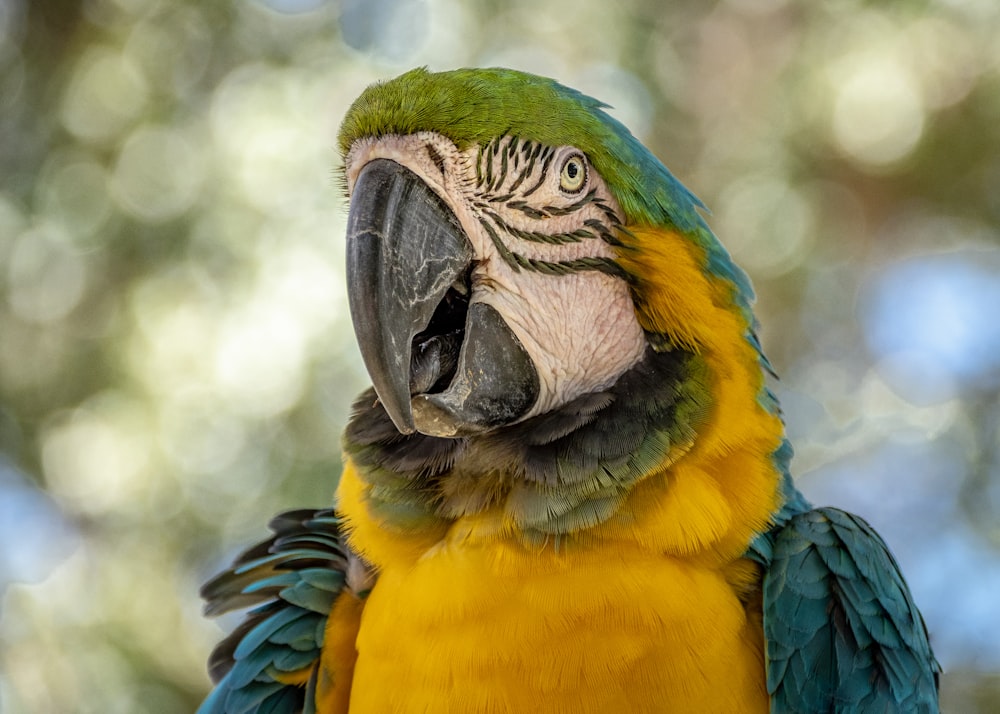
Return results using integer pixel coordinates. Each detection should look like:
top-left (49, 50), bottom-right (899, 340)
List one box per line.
top-left (197, 67), bottom-right (940, 713)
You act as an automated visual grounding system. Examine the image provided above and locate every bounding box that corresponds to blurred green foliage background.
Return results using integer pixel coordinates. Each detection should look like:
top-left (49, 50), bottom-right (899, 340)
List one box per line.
top-left (2, 0), bottom-right (999, 711)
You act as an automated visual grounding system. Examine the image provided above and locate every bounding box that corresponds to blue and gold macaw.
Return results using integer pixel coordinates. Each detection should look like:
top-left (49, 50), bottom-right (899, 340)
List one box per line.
top-left (198, 67), bottom-right (940, 713)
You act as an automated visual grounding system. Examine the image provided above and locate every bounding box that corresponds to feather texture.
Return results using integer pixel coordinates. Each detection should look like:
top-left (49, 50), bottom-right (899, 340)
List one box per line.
top-left (756, 507), bottom-right (940, 713)
top-left (198, 67), bottom-right (940, 713)
top-left (343, 343), bottom-right (711, 539)
top-left (198, 510), bottom-right (363, 714)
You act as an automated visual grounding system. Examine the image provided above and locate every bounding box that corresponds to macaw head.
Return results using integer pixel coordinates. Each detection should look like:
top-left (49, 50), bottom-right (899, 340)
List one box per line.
top-left (338, 67), bottom-right (762, 440)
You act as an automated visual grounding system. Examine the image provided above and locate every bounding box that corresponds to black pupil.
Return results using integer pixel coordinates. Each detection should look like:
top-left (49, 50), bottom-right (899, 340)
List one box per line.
top-left (566, 162), bottom-right (578, 179)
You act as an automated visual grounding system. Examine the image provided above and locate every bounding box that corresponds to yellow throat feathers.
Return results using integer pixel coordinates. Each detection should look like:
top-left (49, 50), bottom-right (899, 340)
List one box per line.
top-left (337, 225), bottom-right (785, 570)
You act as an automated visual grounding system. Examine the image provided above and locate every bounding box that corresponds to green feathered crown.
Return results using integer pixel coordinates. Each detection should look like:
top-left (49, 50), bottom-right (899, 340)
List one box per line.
top-left (338, 66), bottom-right (755, 321)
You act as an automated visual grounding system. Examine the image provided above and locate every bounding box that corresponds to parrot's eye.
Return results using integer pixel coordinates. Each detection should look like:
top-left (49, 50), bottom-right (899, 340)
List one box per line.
top-left (558, 154), bottom-right (587, 193)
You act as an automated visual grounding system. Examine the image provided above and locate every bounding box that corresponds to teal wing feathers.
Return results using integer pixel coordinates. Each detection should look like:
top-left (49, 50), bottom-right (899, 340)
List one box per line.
top-left (754, 499), bottom-right (940, 713)
top-left (197, 509), bottom-right (351, 714)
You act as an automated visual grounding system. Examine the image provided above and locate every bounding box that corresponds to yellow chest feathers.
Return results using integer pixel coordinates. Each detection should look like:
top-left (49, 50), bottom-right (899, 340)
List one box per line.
top-left (345, 533), bottom-right (768, 714)
top-left (335, 222), bottom-right (785, 712)
top-left (336, 361), bottom-right (784, 714)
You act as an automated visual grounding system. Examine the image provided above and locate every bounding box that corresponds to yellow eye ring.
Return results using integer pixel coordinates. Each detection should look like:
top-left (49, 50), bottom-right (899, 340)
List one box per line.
top-left (559, 154), bottom-right (587, 193)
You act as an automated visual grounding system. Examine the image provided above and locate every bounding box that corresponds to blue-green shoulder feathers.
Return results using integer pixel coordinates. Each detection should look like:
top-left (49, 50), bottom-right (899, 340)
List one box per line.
top-left (750, 466), bottom-right (941, 713)
top-left (198, 510), bottom-right (350, 714)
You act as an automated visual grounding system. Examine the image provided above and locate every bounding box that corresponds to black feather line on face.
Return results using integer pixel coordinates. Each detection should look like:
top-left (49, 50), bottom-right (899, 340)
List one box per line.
top-left (483, 208), bottom-right (594, 245)
top-left (483, 141), bottom-right (495, 189)
top-left (425, 143), bottom-right (447, 176)
top-left (543, 189), bottom-right (598, 216)
top-left (508, 253), bottom-right (630, 280)
top-left (584, 218), bottom-right (625, 247)
top-left (505, 201), bottom-right (548, 220)
top-left (508, 142), bottom-right (541, 194)
top-left (493, 146), bottom-right (509, 193)
top-left (521, 148), bottom-right (555, 198)
top-left (479, 216), bottom-right (522, 272)
top-left (477, 209), bottom-right (628, 279)
top-left (467, 139), bottom-right (630, 278)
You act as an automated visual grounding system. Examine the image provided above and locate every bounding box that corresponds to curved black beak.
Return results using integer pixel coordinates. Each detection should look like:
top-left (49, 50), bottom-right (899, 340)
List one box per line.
top-left (346, 158), bottom-right (539, 437)
top-left (346, 159), bottom-right (472, 434)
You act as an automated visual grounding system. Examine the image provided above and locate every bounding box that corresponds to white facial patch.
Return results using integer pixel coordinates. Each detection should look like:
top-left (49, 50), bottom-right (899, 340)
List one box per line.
top-left (345, 132), bottom-right (648, 422)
